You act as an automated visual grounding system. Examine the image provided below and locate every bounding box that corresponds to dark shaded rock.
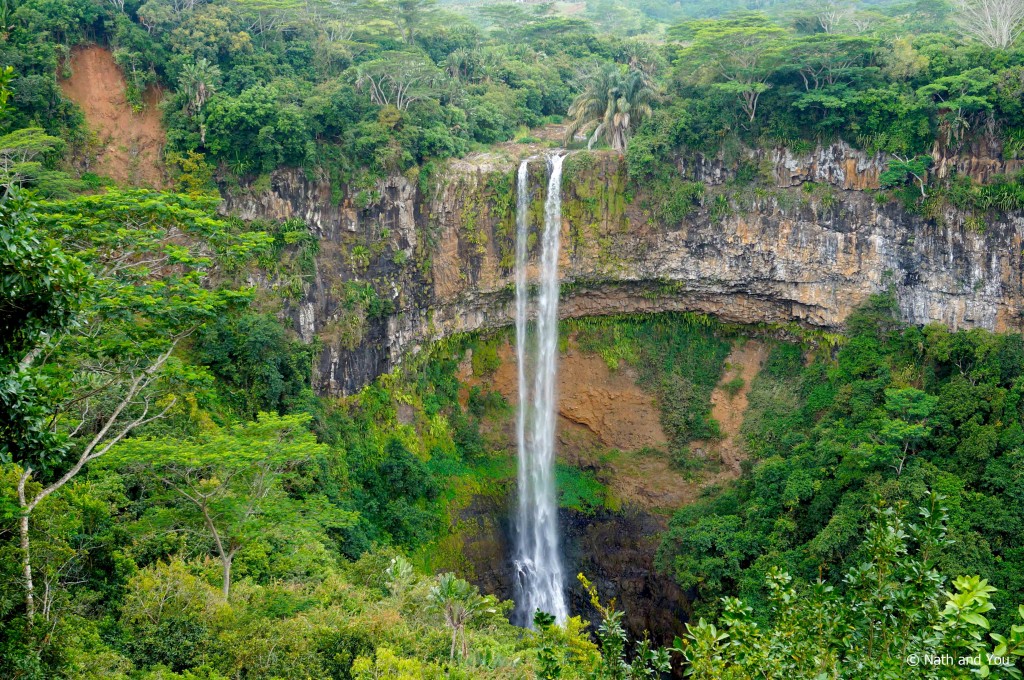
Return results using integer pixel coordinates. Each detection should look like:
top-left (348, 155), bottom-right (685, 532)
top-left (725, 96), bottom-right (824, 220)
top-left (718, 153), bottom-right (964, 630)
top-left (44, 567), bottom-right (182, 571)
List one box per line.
top-left (562, 508), bottom-right (690, 646)
top-left (455, 492), bottom-right (689, 646)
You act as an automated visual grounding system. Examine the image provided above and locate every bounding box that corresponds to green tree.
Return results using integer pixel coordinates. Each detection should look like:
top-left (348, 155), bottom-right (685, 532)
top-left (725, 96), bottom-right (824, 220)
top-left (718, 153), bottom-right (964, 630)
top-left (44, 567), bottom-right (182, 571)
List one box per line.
top-left (881, 154), bottom-right (933, 197)
top-left (784, 34), bottom-right (874, 93)
top-left (389, 0), bottom-right (436, 45)
top-left (0, 191), bottom-right (86, 393)
top-left (656, 513), bottom-right (762, 605)
top-left (194, 312), bottom-right (314, 418)
top-left (533, 610), bottom-right (563, 679)
top-left (9, 190), bottom-right (268, 624)
top-left (225, 0), bottom-right (308, 37)
top-left (578, 573), bottom-right (672, 679)
top-left (118, 558), bottom-right (218, 671)
top-left (677, 496), bottom-right (1024, 679)
top-left (178, 57), bottom-right (221, 145)
top-left (621, 40), bottom-right (663, 76)
top-left (354, 50), bottom-right (448, 111)
top-left (0, 68), bottom-right (69, 197)
top-left (110, 413), bottom-right (348, 600)
top-left (917, 67), bottom-right (996, 147)
top-left (0, 128), bottom-right (65, 197)
top-left (204, 84), bottom-right (311, 171)
top-left (352, 646), bottom-right (432, 679)
top-left (670, 14), bottom-right (786, 124)
top-left (166, 150), bottom-right (216, 195)
top-left (872, 387), bottom-right (938, 477)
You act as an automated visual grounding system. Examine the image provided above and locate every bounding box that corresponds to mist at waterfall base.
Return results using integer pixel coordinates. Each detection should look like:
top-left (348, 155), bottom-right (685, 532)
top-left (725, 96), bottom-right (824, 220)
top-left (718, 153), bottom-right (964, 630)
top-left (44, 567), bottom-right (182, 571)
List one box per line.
top-left (511, 153), bottom-right (570, 628)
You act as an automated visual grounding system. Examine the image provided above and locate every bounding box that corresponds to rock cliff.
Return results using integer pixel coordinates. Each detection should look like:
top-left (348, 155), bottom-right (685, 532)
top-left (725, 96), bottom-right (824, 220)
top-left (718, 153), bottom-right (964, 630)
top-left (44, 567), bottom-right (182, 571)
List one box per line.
top-left (222, 144), bottom-right (1024, 396)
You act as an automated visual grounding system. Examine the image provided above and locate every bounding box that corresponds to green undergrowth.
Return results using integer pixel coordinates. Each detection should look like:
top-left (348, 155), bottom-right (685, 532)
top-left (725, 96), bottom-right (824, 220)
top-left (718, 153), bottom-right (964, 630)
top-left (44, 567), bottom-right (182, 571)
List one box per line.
top-left (658, 294), bottom-right (1024, 634)
top-left (899, 170), bottom-right (1024, 230)
top-left (557, 464), bottom-right (616, 515)
top-left (562, 152), bottom-right (633, 268)
top-left (414, 453), bottom-right (515, 578)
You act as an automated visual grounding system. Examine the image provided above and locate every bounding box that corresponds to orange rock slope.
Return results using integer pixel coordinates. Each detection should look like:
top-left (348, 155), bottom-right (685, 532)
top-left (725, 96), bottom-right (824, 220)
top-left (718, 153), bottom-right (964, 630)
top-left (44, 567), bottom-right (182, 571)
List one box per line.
top-left (59, 45), bottom-right (166, 188)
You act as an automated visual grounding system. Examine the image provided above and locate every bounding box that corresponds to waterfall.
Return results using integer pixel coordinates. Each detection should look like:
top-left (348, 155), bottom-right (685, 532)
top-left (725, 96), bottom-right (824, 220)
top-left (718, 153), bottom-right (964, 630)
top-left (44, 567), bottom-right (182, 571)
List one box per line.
top-left (513, 153), bottom-right (569, 626)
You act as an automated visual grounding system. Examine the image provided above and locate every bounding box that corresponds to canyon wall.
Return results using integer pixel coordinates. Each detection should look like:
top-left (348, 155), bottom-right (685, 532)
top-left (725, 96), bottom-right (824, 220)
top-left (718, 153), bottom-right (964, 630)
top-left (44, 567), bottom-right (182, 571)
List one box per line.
top-left (222, 145), bottom-right (1024, 396)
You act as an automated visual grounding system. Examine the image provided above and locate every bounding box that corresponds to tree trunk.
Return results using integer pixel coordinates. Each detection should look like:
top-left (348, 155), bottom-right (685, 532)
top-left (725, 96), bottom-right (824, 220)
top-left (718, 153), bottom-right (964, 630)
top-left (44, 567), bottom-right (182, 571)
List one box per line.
top-left (221, 554), bottom-right (232, 600)
top-left (198, 499), bottom-right (233, 601)
top-left (17, 470), bottom-right (35, 627)
top-left (10, 345), bottom-right (179, 631)
top-left (20, 512), bottom-right (34, 625)
top-left (612, 125), bottom-right (626, 152)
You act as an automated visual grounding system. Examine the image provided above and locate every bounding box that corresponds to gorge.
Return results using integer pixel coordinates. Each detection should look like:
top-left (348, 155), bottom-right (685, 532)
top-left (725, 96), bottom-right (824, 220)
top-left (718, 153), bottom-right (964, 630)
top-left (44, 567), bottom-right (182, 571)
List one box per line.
top-left (217, 138), bottom-right (1024, 642)
top-left (12, 2), bottom-right (1024, 675)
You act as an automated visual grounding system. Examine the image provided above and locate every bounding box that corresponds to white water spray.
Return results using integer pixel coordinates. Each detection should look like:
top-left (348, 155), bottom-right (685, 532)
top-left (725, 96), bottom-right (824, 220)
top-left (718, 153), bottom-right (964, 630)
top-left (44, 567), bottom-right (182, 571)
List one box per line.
top-left (513, 153), bottom-right (569, 626)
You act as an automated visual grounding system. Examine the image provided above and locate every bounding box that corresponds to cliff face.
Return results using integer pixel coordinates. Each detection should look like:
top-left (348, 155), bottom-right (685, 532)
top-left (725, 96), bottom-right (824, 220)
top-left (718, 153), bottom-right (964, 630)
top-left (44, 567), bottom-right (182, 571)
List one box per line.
top-left (223, 145), bottom-right (1024, 396)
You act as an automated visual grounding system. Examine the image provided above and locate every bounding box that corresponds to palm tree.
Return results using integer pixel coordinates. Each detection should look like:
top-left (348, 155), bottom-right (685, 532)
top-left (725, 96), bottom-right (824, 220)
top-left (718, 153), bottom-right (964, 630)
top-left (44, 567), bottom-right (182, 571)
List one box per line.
top-left (179, 58), bottom-right (221, 114)
top-left (565, 66), bottom-right (655, 152)
top-left (622, 40), bottom-right (662, 76)
top-left (178, 58), bottom-right (220, 144)
top-left (445, 48), bottom-right (479, 82)
top-left (427, 573), bottom-right (494, 660)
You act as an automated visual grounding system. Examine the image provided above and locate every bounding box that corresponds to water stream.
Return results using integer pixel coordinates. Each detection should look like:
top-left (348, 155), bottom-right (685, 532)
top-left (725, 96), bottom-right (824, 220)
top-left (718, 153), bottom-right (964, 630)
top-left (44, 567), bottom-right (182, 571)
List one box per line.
top-left (512, 153), bottom-right (569, 626)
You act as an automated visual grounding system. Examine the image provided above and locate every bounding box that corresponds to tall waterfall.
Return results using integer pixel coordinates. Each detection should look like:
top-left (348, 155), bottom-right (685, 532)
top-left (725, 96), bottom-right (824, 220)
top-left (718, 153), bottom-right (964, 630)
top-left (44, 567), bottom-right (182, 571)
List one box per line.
top-left (513, 153), bottom-right (569, 626)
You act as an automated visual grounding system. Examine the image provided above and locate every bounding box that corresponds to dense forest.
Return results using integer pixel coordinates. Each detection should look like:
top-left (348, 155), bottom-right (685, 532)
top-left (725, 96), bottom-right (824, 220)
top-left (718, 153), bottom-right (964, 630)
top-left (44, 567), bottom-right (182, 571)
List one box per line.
top-left (4, 0), bottom-right (1024, 677)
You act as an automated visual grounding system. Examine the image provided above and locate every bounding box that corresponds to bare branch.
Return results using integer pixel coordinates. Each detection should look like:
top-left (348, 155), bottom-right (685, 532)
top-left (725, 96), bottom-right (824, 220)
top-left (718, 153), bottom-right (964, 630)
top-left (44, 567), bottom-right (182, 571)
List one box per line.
top-left (24, 338), bottom-right (182, 514)
top-left (955, 0), bottom-right (1024, 48)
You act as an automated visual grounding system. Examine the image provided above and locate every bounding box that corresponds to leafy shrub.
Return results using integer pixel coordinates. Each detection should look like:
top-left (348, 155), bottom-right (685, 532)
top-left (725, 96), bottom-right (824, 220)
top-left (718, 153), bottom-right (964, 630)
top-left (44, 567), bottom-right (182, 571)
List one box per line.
top-left (470, 339), bottom-right (501, 376)
top-left (723, 376), bottom-right (745, 398)
top-left (351, 438), bottom-right (441, 550)
top-left (660, 374), bottom-right (720, 446)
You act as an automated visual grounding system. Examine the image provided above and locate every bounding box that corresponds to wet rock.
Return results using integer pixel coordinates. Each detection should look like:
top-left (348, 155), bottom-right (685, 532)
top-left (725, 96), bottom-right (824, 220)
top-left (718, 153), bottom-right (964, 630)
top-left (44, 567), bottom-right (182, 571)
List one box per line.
top-left (562, 508), bottom-right (690, 646)
top-left (455, 492), bottom-right (690, 645)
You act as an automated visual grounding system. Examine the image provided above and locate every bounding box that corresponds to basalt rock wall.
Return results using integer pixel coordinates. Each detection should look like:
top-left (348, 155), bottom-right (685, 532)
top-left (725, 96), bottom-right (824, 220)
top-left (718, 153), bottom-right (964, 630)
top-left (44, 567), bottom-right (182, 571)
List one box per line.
top-left (222, 144), bottom-right (1024, 396)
